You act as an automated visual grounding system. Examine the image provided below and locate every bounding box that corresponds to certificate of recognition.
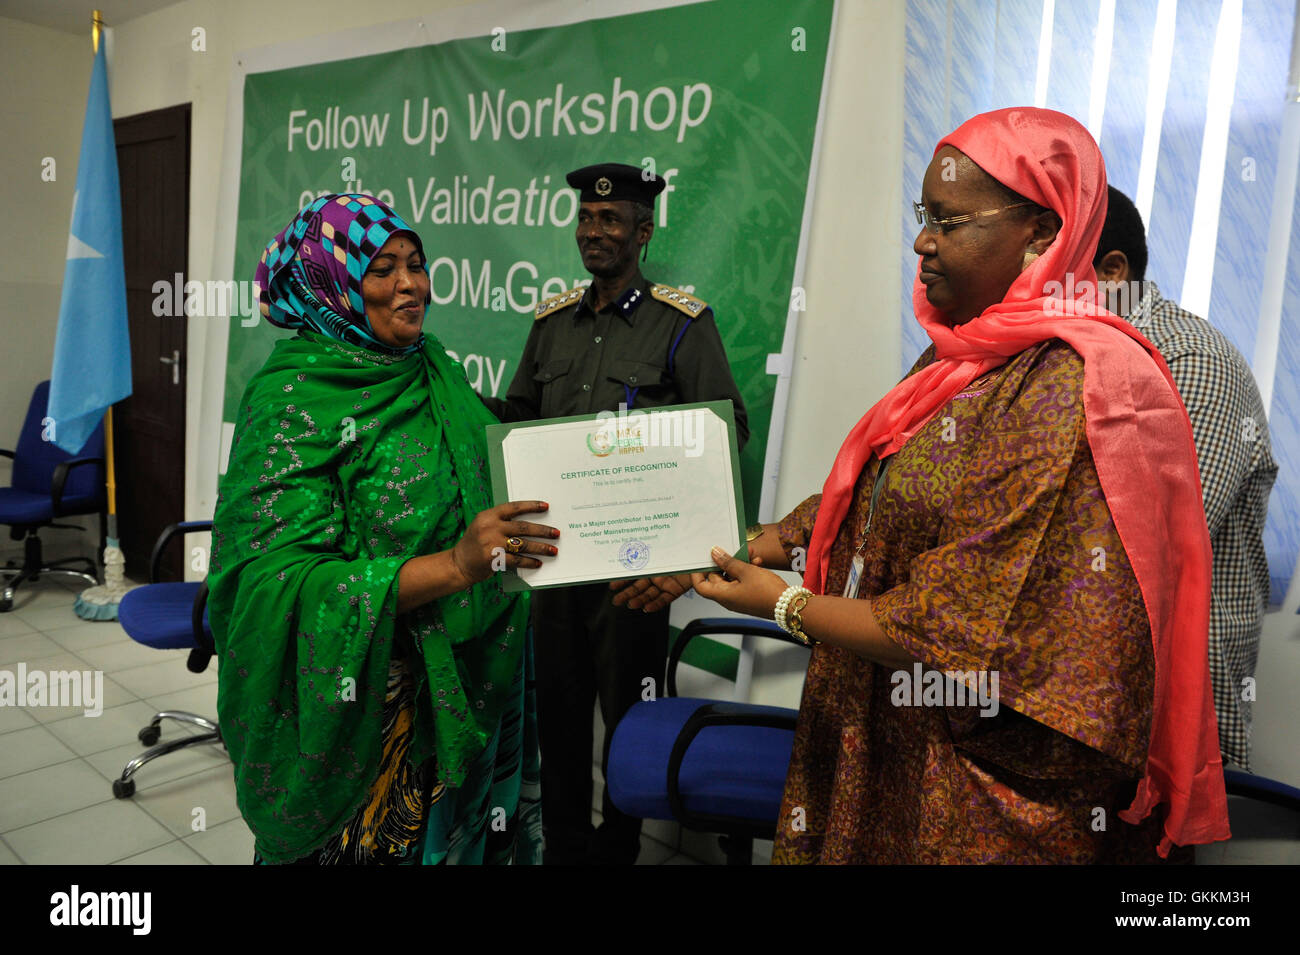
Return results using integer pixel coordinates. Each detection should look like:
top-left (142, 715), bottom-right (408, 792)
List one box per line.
top-left (486, 400), bottom-right (745, 590)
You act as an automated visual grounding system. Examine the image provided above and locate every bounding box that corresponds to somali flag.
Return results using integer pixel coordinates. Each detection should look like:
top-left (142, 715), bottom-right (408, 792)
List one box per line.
top-left (49, 41), bottom-right (131, 454)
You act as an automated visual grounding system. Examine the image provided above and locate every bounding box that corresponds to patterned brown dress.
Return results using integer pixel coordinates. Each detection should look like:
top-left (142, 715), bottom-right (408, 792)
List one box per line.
top-left (772, 340), bottom-right (1180, 864)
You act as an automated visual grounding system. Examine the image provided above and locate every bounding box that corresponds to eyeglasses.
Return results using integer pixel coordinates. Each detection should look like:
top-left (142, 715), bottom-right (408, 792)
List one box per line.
top-left (913, 200), bottom-right (1034, 234)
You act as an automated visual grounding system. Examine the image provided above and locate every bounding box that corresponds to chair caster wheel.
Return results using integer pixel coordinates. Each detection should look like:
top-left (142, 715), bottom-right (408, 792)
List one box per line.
top-left (112, 778), bottom-right (135, 799)
top-left (138, 725), bottom-right (160, 746)
top-left (0, 598), bottom-right (11, 613)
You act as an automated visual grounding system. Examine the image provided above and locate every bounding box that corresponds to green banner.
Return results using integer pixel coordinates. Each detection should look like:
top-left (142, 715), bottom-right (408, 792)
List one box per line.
top-left (223, 0), bottom-right (834, 523)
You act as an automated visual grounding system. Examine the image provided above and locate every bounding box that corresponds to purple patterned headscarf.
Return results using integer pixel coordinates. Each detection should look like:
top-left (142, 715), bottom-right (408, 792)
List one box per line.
top-left (254, 193), bottom-right (428, 355)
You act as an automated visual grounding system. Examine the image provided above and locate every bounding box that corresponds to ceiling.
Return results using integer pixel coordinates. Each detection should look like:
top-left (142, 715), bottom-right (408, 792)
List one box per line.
top-left (0, 0), bottom-right (179, 36)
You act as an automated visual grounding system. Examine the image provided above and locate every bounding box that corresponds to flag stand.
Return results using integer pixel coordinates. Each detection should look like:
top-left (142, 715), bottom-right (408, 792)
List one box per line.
top-left (75, 407), bottom-right (131, 619)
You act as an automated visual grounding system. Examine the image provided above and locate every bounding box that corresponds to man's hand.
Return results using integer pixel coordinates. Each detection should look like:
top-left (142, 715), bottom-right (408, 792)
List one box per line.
top-left (610, 573), bottom-right (693, 613)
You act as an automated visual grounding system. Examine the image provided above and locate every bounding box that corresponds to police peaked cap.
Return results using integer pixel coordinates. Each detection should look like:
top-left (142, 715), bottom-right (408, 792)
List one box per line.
top-left (566, 163), bottom-right (667, 206)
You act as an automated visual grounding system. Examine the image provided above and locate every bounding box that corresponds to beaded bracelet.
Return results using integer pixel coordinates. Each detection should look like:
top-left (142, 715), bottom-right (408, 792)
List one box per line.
top-left (774, 585), bottom-right (816, 647)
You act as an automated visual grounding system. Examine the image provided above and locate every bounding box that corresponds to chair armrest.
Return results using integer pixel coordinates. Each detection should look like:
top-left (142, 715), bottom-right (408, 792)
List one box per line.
top-left (1224, 769), bottom-right (1300, 813)
top-left (50, 456), bottom-right (105, 516)
top-left (667, 616), bottom-right (809, 696)
top-left (149, 520), bottom-right (214, 583)
top-left (187, 578), bottom-right (215, 673)
top-left (192, 578), bottom-right (212, 651)
top-left (665, 701), bottom-right (799, 830)
top-left (0, 449), bottom-right (13, 460)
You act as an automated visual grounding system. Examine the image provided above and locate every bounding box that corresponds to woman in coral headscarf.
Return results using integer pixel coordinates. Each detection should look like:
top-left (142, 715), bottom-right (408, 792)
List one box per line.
top-left (623, 108), bottom-right (1230, 863)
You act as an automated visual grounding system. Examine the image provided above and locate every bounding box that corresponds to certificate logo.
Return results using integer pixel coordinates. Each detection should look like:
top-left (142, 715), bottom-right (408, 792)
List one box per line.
top-left (587, 429), bottom-right (615, 456)
top-left (586, 423), bottom-right (646, 457)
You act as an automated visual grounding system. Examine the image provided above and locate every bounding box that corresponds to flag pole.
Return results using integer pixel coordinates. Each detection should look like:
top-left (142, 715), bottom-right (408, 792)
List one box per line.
top-left (73, 9), bottom-right (133, 620)
top-left (93, 8), bottom-right (118, 527)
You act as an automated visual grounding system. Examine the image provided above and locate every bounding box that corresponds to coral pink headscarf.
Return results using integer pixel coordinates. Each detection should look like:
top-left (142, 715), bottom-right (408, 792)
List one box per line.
top-left (804, 107), bottom-right (1228, 855)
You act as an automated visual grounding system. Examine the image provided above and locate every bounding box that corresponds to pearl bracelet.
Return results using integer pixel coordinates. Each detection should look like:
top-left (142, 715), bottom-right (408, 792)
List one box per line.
top-left (774, 585), bottom-right (815, 646)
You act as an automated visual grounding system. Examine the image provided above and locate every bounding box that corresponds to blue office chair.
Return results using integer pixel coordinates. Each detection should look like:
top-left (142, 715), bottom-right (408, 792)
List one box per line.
top-left (606, 616), bottom-right (808, 865)
top-left (1224, 770), bottom-right (1300, 811)
top-left (112, 520), bottom-right (222, 798)
top-left (0, 380), bottom-right (105, 612)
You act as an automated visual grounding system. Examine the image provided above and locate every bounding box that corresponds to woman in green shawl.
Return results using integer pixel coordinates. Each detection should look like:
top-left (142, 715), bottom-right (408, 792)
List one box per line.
top-left (210, 194), bottom-right (556, 864)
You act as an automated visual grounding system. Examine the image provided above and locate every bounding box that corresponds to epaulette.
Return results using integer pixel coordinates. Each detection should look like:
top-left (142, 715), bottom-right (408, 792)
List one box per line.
top-left (649, 284), bottom-right (708, 318)
top-left (534, 286), bottom-right (585, 320)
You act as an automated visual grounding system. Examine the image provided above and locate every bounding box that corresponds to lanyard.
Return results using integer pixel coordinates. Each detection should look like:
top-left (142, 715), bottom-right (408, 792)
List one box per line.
top-left (863, 455), bottom-right (892, 541)
top-left (844, 456), bottom-right (891, 600)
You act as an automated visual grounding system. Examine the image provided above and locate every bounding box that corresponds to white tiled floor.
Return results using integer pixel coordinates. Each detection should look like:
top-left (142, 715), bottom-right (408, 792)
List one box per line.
top-left (0, 575), bottom-right (234, 864)
top-left (5, 574), bottom-right (1292, 866)
top-left (0, 575), bottom-right (696, 865)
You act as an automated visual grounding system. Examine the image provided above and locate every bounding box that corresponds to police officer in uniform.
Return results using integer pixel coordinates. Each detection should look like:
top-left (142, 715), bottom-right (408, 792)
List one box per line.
top-left (482, 162), bottom-right (748, 864)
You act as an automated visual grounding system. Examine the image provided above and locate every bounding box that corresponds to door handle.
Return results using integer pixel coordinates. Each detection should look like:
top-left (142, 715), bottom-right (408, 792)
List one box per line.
top-left (159, 349), bottom-right (181, 385)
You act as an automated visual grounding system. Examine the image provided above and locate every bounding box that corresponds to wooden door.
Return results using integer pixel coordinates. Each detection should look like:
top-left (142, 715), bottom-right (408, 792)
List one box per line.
top-left (113, 104), bottom-right (190, 582)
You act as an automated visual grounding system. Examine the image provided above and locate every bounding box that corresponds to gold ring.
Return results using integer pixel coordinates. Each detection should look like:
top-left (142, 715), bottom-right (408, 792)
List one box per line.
top-left (505, 537), bottom-right (524, 555)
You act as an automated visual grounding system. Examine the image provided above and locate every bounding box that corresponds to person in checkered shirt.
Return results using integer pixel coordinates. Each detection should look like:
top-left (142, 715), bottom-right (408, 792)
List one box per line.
top-left (1094, 186), bottom-right (1278, 770)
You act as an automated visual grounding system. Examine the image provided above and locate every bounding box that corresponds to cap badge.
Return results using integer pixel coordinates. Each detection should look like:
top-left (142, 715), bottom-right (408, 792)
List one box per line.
top-left (595, 177), bottom-right (613, 197)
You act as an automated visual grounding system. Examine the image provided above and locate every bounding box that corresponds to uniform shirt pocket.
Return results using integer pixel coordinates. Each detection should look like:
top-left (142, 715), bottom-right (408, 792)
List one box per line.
top-left (533, 357), bottom-right (573, 385)
top-left (605, 359), bottom-right (666, 390)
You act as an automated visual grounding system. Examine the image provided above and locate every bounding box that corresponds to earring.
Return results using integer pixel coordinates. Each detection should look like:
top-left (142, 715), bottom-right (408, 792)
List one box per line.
top-left (1021, 249), bottom-right (1039, 272)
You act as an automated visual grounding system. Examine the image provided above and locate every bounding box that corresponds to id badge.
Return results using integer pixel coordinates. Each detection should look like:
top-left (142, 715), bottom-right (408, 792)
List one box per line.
top-left (842, 554), bottom-right (864, 599)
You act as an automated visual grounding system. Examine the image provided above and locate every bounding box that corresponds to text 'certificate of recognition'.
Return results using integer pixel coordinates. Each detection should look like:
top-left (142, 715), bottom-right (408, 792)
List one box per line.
top-left (486, 401), bottom-right (745, 590)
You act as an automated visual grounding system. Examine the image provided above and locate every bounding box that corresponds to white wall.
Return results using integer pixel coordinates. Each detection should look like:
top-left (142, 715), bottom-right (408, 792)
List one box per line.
top-left (0, 17), bottom-right (89, 420)
top-left (1251, 604), bottom-right (1300, 783)
top-left (0, 17), bottom-right (94, 568)
top-left (773, 1), bottom-right (903, 517)
top-left (753, 0), bottom-right (903, 709)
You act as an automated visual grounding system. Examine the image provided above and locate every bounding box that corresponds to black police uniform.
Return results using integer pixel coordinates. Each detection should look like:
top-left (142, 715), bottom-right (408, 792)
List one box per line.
top-left (483, 278), bottom-right (749, 864)
top-left (482, 162), bottom-right (748, 862)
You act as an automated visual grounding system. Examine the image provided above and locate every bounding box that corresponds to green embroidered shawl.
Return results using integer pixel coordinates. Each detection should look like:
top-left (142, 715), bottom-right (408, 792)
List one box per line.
top-left (209, 329), bottom-right (527, 863)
